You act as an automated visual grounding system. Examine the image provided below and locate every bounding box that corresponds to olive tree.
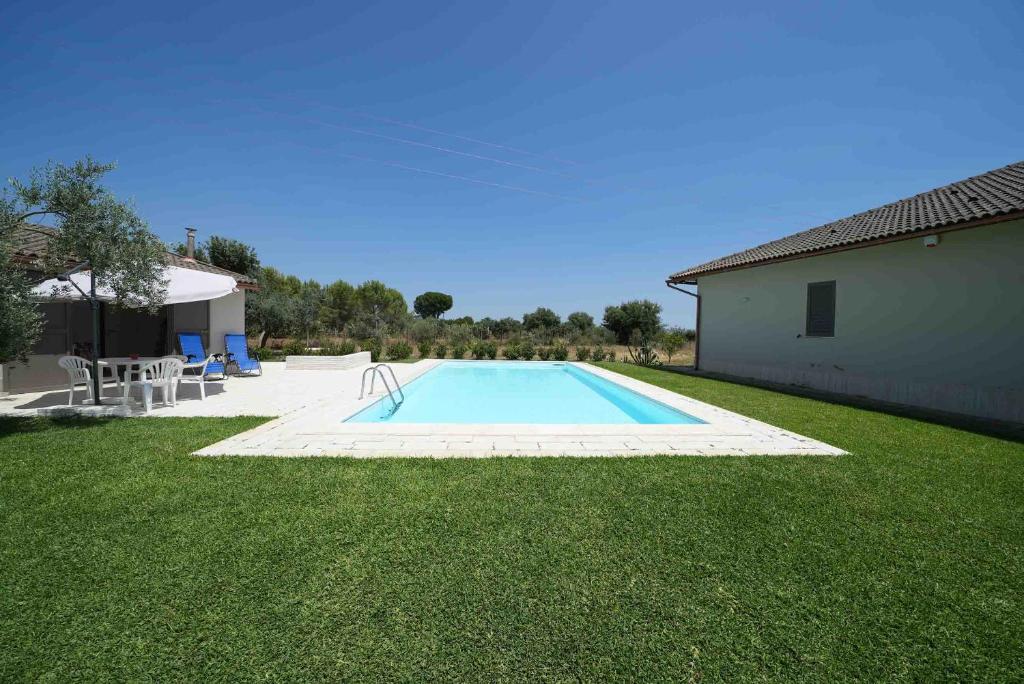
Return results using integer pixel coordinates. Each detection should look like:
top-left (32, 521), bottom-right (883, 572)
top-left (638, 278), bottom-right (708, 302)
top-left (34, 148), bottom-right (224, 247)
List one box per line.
top-left (602, 300), bottom-right (663, 344)
top-left (1, 158), bottom-right (166, 363)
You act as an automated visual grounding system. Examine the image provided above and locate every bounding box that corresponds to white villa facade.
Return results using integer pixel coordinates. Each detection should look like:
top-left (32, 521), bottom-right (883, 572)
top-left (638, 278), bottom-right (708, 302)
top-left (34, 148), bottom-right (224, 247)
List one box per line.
top-left (668, 161), bottom-right (1024, 424)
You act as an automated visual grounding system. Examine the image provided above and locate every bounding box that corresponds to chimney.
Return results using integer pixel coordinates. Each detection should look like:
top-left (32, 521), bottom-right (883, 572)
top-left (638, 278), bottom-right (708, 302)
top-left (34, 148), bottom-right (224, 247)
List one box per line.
top-left (185, 227), bottom-right (197, 260)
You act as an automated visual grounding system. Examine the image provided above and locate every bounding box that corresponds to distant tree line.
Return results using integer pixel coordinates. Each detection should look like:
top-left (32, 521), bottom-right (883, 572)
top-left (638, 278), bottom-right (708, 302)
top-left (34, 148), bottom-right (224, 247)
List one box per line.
top-left (181, 235), bottom-right (696, 363)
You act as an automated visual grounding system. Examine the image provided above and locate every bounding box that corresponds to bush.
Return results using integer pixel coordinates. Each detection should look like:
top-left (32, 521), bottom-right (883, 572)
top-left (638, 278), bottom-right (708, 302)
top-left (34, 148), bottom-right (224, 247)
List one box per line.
top-left (451, 343), bottom-right (467, 359)
top-left (320, 340), bottom-right (357, 356)
top-left (518, 341), bottom-right (535, 360)
top-left (503, 343), bottom-right (521, 360)
top-left (386, 340), bottom-right (412, 360)
top-left (472, 340), bottom-right (497, 360)
top-left (537, 347), bottom-right (552, 361)
top-left (360, 338), bottom-right (382, 362)
top-left (282, 339), bottom-right (306, 356)
top-left (434, 343), bottom-right (448, 359)
top-left (252, 347), bottom-right (279, 361)
top-left (575, 346), bottom-right (591, 362)
top-left (591, 346), bottom-right (606, 362)
top-left (417, 340), bottom-right (432, 358)
top-left (551, 342), bottom-right (569, 361)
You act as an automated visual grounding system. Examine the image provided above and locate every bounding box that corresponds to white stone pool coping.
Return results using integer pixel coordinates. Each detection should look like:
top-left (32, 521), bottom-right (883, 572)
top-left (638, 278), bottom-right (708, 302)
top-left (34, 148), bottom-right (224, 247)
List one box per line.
top-left (194, 360), bottom-right (845, 458)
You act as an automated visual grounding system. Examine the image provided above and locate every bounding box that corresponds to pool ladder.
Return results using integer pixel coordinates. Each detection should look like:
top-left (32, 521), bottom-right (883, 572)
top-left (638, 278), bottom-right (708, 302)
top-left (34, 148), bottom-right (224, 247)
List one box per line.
top-left (359, 363), bottom-right (406, 411)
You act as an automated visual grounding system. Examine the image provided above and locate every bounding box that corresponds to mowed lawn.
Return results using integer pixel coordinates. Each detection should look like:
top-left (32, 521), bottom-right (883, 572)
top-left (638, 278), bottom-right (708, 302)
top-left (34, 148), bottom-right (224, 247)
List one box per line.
top-left (1, 364), bottom-right (1021, 681)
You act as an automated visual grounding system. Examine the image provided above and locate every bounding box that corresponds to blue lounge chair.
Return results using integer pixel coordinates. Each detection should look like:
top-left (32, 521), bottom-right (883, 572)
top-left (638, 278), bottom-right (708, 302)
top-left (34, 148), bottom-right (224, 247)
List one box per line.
top-left (225, 333), bottom-right (262, 376)
top-left (176, 332), bottom-right (227, 379)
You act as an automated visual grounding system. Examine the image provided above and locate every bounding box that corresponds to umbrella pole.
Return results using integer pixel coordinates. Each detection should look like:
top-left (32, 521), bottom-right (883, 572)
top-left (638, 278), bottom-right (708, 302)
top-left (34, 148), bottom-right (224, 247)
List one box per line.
top-left (90, 270), bottom-right (101, 406)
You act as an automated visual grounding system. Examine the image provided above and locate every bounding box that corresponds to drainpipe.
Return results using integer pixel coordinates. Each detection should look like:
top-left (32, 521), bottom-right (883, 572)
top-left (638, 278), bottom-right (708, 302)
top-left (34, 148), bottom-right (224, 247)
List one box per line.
top-left (666, 281), bottom-right (700, 370)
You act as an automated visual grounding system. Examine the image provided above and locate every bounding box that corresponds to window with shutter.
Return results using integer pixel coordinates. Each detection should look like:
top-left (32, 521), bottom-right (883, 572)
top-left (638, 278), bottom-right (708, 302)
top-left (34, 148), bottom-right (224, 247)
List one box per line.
top-left (805, 281), bottom-right (836, 337)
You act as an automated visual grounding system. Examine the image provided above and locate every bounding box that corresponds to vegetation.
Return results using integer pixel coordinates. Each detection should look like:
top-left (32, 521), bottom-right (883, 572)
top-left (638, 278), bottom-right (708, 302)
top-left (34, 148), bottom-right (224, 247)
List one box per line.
top-left (413, 291), bottom-right (454, 319)
top-left (174, 234), bottom-right (260, 278)
top-left (603, 299), bottom-right (663, 344)
top-left (386, 340), bottom-right (412, 360)
top-left (1, 158), bottom-right (167, 360)
top-left (2, 371), bottom-right (1022, 680)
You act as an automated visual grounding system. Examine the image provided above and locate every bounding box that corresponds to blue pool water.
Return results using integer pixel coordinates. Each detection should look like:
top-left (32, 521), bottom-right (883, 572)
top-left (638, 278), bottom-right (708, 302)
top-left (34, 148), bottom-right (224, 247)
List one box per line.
top-left (346, 361), bottom-right (704, 424)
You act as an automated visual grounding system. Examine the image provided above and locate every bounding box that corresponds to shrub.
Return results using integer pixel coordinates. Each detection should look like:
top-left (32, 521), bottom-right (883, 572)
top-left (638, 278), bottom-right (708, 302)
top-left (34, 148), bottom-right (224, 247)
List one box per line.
top-left (386, 340), bottom-right (412, 360)
top-left (360, 338), bottom-right (382, 362)
top-left (417, 340), bottom-right (432, 358)
top-left (575, 346), bottom-right (591, 362)
top-left (320, 340), bottom-right (356, 356)
top-left (434, 343), bottom-right (448, 359)
top-left (591, 346), bottom-right (606, 362)
top-left (551, 342), bottom-right (569, 361)
top-left (537, 347), bottom-right (552, 361)
top-left (503, 343), bottom-right (521, 360)
top-left (472, 340), bottom-right (497, 360)
top-left (450, 343), bottom-right (467, 359)
top-left (282, 339), bottom-right (306, 356)
top-left (518, 341), bottom-right (535, 360)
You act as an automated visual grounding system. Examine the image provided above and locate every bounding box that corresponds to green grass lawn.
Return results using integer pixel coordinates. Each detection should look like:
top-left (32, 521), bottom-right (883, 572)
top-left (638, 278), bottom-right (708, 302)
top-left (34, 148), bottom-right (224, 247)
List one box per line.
top-left (1, 363), bottom-right (1021, 681)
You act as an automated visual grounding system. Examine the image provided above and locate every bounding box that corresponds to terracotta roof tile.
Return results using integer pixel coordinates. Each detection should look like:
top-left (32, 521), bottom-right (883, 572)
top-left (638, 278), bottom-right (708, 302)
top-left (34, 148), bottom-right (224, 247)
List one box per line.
top-left (9, 224), bottom-right (258, 285)
top-left (668, 160), bottom-right (1024, 283)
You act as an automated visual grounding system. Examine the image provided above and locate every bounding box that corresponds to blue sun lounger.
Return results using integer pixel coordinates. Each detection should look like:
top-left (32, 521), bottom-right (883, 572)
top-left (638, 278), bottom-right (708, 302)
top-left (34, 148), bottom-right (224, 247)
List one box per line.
top-left (225, 333), bottom-right (262, 376)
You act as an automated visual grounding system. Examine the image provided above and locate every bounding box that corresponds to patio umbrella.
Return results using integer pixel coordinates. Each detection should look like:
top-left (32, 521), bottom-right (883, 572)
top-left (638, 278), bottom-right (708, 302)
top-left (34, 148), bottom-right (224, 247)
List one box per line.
top-left (32, 265), bottom-right (238, 305)
top-left (32, 264), bottom-right (239, 405)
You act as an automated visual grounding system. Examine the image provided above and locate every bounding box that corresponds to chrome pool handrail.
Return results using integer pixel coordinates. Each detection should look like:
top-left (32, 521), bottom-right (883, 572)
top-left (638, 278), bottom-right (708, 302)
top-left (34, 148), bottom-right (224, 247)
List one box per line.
top-left (358, 364), bottom-right (405, 410)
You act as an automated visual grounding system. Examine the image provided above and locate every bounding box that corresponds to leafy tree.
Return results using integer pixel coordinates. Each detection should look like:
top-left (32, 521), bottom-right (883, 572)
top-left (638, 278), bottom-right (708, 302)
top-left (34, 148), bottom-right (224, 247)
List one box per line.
top-left (413, 291), bottom-right (453, 319)
top-left (493, 317), bottom-right (521, 339)
top-left (172, 235), bottom-right (260, 278)
top-left (258, 266), bottom-right (302, 296)
top-left (206, 236), bottom-right (260, 277)
top-left (246, 290), bottom-right (294, 348)
top-left (0, 220), bottom-right (42, 363)
top-left (522, 307), bottom-right (561, 331)
top-left (450, 315), bottom-right (474, 326)
top-left (656, 327), bottom-right (688, 363)
top-left (355, 280), bottom-right (407, 336)
top-left (409, 318), bottom-right (441, 345)
top-left (566, 311), bottom-right (594, 334)
top-left (293, 280), bottom-right (323, 346)
top-left (321, 279), bottom-right (356, 332)
top-left (602, 300), bottom-right (663, 344)
top-left (10, 158), bottom-right (167, 309)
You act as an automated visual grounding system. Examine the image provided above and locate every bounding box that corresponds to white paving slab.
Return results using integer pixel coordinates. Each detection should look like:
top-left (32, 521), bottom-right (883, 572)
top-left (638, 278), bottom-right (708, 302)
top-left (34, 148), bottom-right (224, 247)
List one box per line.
top-left (191, 361), bottom-right (845, 458)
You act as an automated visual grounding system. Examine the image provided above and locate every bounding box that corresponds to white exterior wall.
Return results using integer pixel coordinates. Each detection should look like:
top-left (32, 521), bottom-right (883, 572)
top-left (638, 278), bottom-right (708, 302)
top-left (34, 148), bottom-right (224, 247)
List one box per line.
top-left (208, 289), bottom-right (246, 356)
top-left (695, 219), bottom-right (1024, 423)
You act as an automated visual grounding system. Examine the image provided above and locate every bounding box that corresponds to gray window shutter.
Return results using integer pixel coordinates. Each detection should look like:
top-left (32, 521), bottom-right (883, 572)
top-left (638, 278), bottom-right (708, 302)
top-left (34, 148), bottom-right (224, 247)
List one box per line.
top-left (806, 281), bottom-right (836, 337)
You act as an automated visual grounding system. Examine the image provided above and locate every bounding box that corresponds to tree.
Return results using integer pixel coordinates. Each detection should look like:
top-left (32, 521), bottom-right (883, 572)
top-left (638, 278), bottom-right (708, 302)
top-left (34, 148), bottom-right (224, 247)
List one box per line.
top-left (413, 291), bottom-right (453, 319)
top-left (321, 279), bottom-right (356, 332)
top-left (0, 220), bottom-right (42, 363)
top-left (246, 290), bottom-right (294, 348)
top-left (523, 307), bottom-right (561, 331)
top-left (566, 311), bottom-right (594, 334)
top-left (293, 280), bottom-right (323, 346)
top-left (172, 235), bottom-right (260, 278)
top-left (603, 300), bottom-right (663, 344)
top-left (11, 158), bottom-right (167, 308)
top-left (354, 280), bottom-right (407, 336)
top-left (656, 327), bottom-right (688, 363)
top-left (493, 317), bottom-right (521, 339)
top-left (257, 266), bottom-right (301, 296)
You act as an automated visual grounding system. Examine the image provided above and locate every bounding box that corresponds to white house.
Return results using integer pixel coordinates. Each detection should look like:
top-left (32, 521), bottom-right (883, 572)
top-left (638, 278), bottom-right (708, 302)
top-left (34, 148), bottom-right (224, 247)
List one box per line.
top-left (1, 226), bottom-right (258, 395)
top-left (667, 161), bottom-right (1024, 423)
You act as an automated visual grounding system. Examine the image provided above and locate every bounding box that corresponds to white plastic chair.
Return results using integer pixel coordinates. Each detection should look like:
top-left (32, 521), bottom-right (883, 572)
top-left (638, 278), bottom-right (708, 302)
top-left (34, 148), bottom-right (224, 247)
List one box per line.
top-left (57, 355), bottom-right (95, 405)
top-left (179, 354), bottom-right (220, 400)
top-left (127, 357), bottom-right (184, 413)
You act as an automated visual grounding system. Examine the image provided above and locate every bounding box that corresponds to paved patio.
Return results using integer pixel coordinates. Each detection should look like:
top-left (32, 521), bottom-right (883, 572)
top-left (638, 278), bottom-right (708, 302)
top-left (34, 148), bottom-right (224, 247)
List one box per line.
top-left (0, 361), bottom-right (845, 458)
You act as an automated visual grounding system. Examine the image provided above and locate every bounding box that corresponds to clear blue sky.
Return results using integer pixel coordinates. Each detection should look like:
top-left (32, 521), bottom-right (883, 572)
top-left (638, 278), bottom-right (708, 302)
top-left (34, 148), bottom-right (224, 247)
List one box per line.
top-left (3, 0), bottom-right (1022, 326)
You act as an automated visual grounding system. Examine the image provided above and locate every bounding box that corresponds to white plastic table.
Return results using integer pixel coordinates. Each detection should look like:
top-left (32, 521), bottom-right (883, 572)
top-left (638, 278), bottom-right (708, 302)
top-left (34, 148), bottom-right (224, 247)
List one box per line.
top-left (98, 357), bottom-right (160, 402)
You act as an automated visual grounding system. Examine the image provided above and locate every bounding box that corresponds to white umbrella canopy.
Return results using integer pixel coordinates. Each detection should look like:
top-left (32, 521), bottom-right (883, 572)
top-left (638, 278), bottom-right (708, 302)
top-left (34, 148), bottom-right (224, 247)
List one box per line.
top-left (32, 265), bottom-right (238, 305)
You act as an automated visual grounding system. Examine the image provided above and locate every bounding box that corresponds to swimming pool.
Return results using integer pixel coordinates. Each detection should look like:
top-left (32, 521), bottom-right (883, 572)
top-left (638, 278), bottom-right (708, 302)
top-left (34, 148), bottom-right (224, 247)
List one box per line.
top-left (346, 361), bottom-right (704, 424)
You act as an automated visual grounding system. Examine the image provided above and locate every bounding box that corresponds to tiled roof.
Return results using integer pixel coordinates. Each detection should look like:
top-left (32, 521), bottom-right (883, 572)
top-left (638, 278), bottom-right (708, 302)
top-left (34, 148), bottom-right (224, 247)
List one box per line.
top-left (668, 160), bottom-right (1024, 283)
top-left (9, 224), bottom-right (257, 285)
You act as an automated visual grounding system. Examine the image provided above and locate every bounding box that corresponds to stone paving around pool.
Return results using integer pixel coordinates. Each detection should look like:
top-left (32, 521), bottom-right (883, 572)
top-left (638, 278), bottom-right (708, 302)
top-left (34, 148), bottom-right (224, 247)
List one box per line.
top-left (193, 361), bottom-right (845, 458)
